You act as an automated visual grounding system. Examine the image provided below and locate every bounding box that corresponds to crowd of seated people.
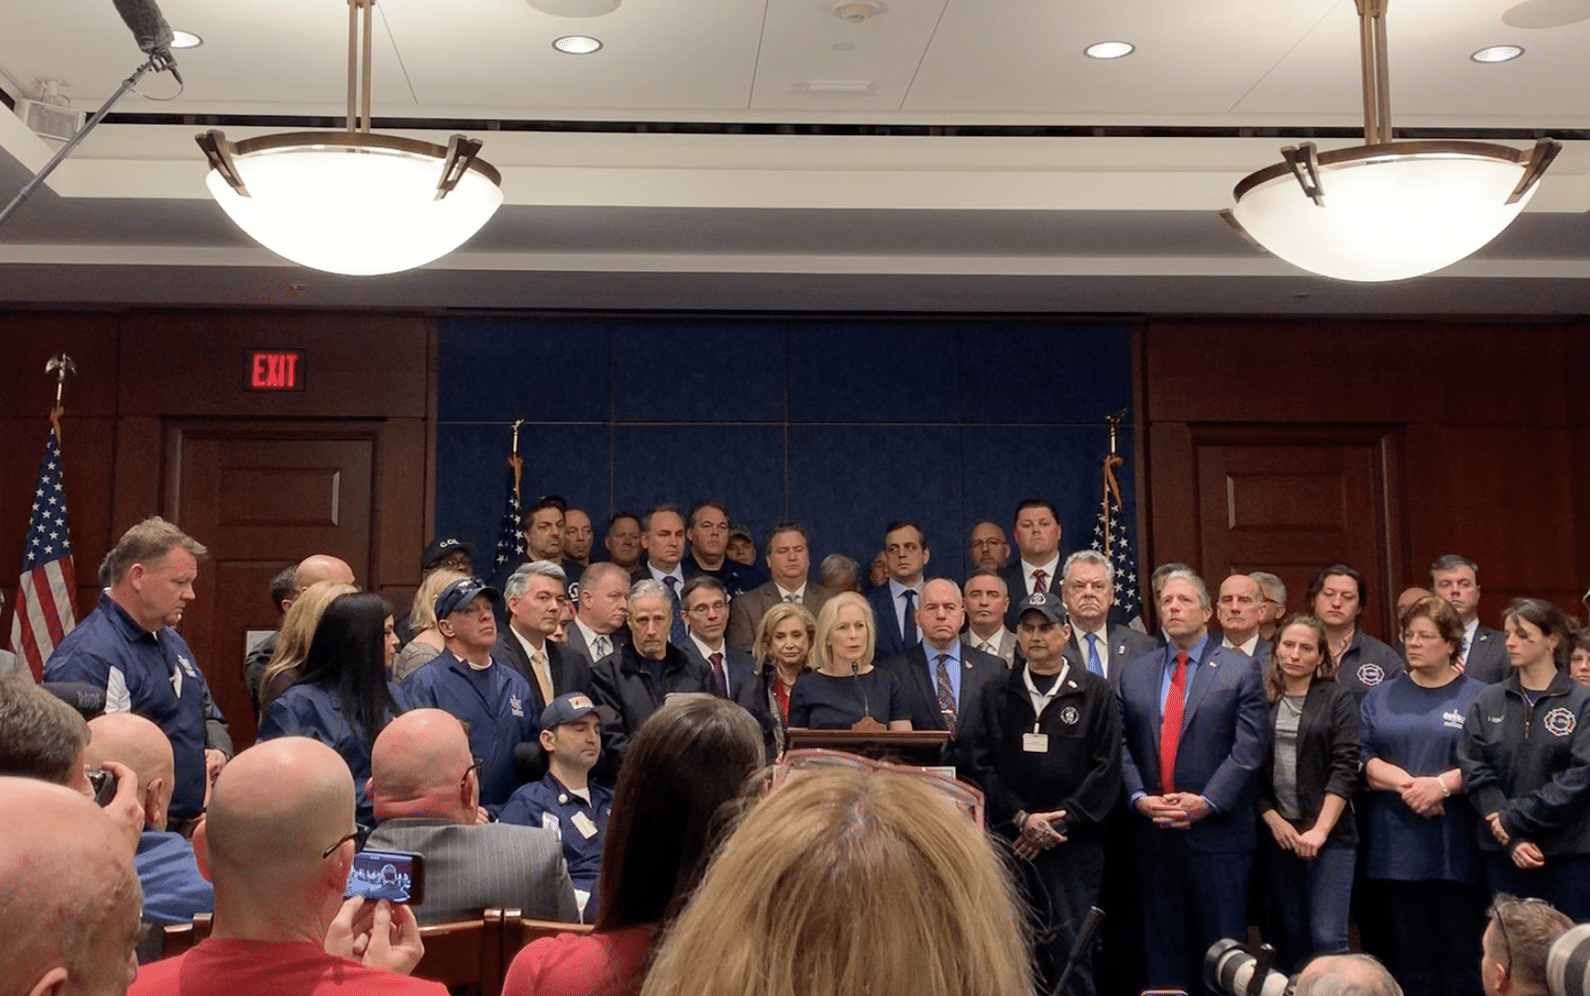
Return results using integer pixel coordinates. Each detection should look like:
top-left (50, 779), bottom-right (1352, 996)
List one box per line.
top-left (10, 502), bottom-right (1590, 996)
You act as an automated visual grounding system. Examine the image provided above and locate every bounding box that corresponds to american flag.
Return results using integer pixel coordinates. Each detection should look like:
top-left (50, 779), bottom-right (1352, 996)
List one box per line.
top-left (1089, 483), bottom-right (1143, 630)
top-left (11, 427), bottom-right (77, 679)
top-left (492, 464), bottom-right (525, 569)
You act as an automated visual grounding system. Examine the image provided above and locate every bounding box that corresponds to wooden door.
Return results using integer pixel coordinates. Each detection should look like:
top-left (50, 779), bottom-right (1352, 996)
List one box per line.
top-left (1190, 427), bottom-right (1401, 641)
top-left (163, 420), bottom-right (382, 747)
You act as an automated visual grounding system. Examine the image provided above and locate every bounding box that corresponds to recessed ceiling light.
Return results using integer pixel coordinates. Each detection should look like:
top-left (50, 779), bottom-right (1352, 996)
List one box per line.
top-left (552, 35), bottom-right (602, 54)
top-left (1084, 41), bottom-right (1135, 60)
top-left (1470, 44), bottom-right (1524, 62)
top-left (171, 30), bottom-right (203, 49)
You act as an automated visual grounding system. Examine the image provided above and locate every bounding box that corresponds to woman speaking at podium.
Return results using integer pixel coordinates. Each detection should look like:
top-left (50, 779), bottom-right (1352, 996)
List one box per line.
top-left (788, 593), bottom-right (911, 731)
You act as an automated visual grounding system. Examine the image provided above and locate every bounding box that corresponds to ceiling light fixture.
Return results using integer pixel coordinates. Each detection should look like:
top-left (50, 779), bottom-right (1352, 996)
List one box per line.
top-left (194, 0), bottom-right (502, 276)
top-left (1222, 0), bottom-right (1558, 282)
top-left (552, 35), bottom-right (603, 54)
top-left (1470, 44), bottom-right (1524, 62)
top-left (170, 30), bottom-right (203, 49)
top-left (1084, 41), bottom-right (1134, 60)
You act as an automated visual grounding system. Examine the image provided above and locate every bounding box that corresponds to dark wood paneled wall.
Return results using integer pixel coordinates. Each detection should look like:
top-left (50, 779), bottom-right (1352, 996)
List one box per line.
top-left (1142, 318), bottom-right (1589, 638)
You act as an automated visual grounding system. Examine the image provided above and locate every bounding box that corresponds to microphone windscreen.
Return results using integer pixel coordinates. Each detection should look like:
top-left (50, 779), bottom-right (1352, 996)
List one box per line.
top-left (111, 0), bottom-right (175, 54)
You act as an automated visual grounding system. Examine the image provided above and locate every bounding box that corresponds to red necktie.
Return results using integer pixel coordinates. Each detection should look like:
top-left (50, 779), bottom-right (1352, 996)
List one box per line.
top-left (1159, 652), bottom-right (1188, 794)
top-left (709, 652), bottom-right (728, 698)
top-left (1032, 568), bottom-right (1048, 595)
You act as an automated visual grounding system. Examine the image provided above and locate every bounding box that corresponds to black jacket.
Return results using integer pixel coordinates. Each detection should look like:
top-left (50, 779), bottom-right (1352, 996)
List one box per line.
top-left (1255, 679), bottom-right (1360, 846)
top-left (1459, 672), bottom-right (1590, 857)
top-left (491, 628), bottom-right (593, 714)
top-left (962, 664), bottom-right (1121, 836)
top-left (588, 642), bottom-right (714, 770)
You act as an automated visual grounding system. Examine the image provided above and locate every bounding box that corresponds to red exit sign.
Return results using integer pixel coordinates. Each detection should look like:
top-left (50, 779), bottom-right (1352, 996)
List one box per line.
top-left (246, 350), bottom-right (305, 391)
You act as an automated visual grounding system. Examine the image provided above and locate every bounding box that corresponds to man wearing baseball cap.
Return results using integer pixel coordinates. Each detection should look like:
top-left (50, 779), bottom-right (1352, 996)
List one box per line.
top-left (961, 591), bottom-right (1122, 996)
top-left (498, 692), bottom-right (612, 921)
top-left (400, 577), bottom-right (537, 810)
top-left (393, 537), bottom-right (477, 647)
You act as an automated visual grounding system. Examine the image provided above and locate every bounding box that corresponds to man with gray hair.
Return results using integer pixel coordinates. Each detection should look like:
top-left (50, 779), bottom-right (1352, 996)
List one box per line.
top-left (588, 578), bottom-right (714, 770)
top-left (495, 560), bottom-right (592, 712)
top-left (1061, 549), bottom-right (1157, 684)
top-left (818, 553), bottom-right (861, 594)
top-left (1294, 953), bottom-right (1404, 996)
top-left (1117, 568), bottom-right (1267, 994)
top-left (45, 516), bottom-right (231, 828)
top-left (1250, 571), bottom-right (1288, 641)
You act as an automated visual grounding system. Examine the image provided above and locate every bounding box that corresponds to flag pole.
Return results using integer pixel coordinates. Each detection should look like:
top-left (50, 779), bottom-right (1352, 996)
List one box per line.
top-left (508, 417), bottom-right (525, 502)
top-left (1099, 409), bottom-right (1127, 558)
top-left (45, 353), bottom-right (76, 444)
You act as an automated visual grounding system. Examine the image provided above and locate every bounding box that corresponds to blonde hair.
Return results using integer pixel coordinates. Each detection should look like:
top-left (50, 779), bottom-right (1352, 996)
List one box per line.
top-left (751, 602), bottom-right (817, 674)
top-left (409, 568), bottom-right (468, 635)
top-left (257, 580), bottom-right (357, 713)
top-left (809, 591), bottom-right (876, 674)
top-left (642, 768), bottom-right (1030, 996)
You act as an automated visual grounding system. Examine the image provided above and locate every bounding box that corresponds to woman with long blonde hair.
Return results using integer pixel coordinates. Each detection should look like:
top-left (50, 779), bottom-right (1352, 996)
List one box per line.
top-left (256, 580), bottom-right (356, 715)
top-left (391, 568), bottom-right (467, 681)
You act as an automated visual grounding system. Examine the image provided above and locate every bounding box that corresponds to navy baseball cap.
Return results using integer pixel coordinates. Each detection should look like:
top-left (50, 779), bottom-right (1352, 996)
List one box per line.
top-left (421, 536), bottom-right (475, 571)
top-left (433, 577), bottom-right (501, 618)
top-left (1016, 591), bottom-right (1068, 625)
top-left (542, 692), bottom-right (600, 729)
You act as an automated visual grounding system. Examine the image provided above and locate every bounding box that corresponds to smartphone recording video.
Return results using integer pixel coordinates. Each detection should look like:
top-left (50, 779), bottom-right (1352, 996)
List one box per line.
top-left (344, 848), bottom-right (425, 905)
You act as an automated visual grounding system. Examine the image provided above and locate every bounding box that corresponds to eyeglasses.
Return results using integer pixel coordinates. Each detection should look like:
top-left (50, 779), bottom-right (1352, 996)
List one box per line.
top-left (773, 748), bottom-right (984, 827)
top-left (322, 822), bottom-right (370, 859)
top-left (1487, 896), bottom-right (1553, 968)
top-left (460, 756), bottom-right (483, 789)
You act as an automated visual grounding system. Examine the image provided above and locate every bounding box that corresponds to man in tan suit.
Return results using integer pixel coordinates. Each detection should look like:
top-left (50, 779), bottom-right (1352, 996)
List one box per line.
top-left (726, 522), bottom-right (831, 652)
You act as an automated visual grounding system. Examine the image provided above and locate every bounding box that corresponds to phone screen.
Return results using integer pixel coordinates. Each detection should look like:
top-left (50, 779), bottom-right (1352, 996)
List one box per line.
top-left (344, 849), bottom-right (425, 905)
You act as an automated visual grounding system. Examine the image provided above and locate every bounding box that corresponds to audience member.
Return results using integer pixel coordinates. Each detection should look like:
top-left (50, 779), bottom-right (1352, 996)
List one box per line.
top-left (640, 767), bottom-right (1029, 996)
top-left (499, 694), bottom-right (611, 921)
top-left (1251, 571), bottom-right (1288, 641)
top-left (1360, 594), bottom-right (1486, 996)
top-left (877, 577), bottom-right (1002, 744)
top-left (1218, 573), bottom-right (1270, 663)
top-left (1256, 614), bottom-right (1360, 973)
top-left (1571, 626), bottom-right (1590, 686)
top-left (1392, 587), bottom-right (1433, 659)
top-left (1310, 564), bottom-right (1405, 699)
top-left (394, 536), bottom-right (475, 647)
top-left (866, 550), bottom-right (889, 590)
top-left (817, 552), bottom-right (861, 594)
top-left (963, 568), bottom-right (1016, 665)
top-left (491, 497), bottom-right (581, 604)
top-left (726, 522), bottom-right (831, 651)
top-left (364, 708), bottom-right (578, 925)
top-left (563, 509), bottom-right (595, 568)
top-left (566, 562), bottom-right (632, 667)
top-left (1117, 569), bottom-right (1266, 994)
top-left (603, 512), bottom-right (644, 573)
top-left (0, 671), bottom-right (92, 792)
top-left (588, 579), bottom-right (714, 768)
top-left (965, 591), bottom-right (1121, 996)
top-left (1061, 549), bottom-right (1156, 682)
top-left (750, 601), bottom-right (817, 746)
top-left (391, 569), bottom-right (468, 682)
top-left (259, 592), bottom-right (407, 825)
top-left (1146, 561), bottom-right (1192, 635)
top-left (0, 777), bottom-right (142, 996)
top-left (1459, 598), bottom-right (1590, 920)
top-left (502, 696), bottom-right (765, 996)
top-left (257, 580), bottom-right (359, 712)
top-left (868, 520), bottom-right (930, 659)
top-left (401, 578), bottom-right (537, 809)
top-left (789, 592), bottom-right (910, 731)
top-left (1480, 894), bottom-right (1573, 996)
top-left (1294, 953), bottom-right (1405, 996)
top-left (1433, 555), bottom-right (1508, 683)
top-left (85, 712), bottom-right (214, 928)
top-left (682, 500), bottom-right (759, 599)
top-left (724, 524), bottom-right (756, 568)
top-left (242, 563), bottom-right (298, 711)
top-left (495, 560), bottom-right (592, 712)
top-left (1001, 499), bottom-right (1064, 630)
top-left (45, 516), bottom-right (230, 826)
top-left (968, 519), bottom-right (1011, 572)
top-left (129, 737), bottom-right (438, 996)
top-left (637, 505), bottom-right (691, 646)
top-left (678, 576), bottom-right (765, 723)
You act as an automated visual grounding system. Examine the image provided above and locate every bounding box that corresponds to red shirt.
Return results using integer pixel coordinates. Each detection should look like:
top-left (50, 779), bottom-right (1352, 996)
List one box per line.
top-left (502, 925), bottom-right (654, 996)
top-left (130, 938), bottom-right (447, 996)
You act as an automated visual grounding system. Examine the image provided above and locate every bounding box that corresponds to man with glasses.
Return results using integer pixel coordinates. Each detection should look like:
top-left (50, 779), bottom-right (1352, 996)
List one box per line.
top-left (130, 737), bottom-right (439, 996)
top-left (500, 694), bottom-right (612, 922)
top-left (365, 709), bottom-right (578, 926)
top-left (678, 576), bottom-right (769, 725)
top-left (1480, 895), bottom-right (1572, 996)
top-left (1250, 572), bottom-right (1288, 643)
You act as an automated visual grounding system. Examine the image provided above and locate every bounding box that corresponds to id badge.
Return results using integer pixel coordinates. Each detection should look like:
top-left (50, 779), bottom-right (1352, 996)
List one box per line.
top-left (571, 811), bottom-right (599, 839)
top-left (1022, 732), bottom-right (1049, 753)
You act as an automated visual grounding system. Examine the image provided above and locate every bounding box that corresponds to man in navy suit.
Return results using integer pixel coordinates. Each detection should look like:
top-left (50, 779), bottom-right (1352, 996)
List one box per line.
top-left (877, 578), bottom-right (1003, 761)
top-left (1430, 554), bottom-right (1507, 682)
top-left (1118, 568), bottom-right (1267, 994)
top-left (677, 576), bottom-right (765, 719)
top-left (866, 521), bottom-right (930, 660)
top-left (1000, 499), bottom-right (1064, 631)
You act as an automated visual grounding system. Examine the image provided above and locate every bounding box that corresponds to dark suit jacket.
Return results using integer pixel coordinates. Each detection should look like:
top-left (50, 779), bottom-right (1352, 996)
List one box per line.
top-left (1464, 625), bottom-right (1510, 684)
top-left (1118, 637), bottom-right (1269, 852)
top-left (999, 560), bottom-right (1063, 631)
top-left (680, 640), bottom-right (778, 753)
top-left (1066, 623), bottom-right (1160, 686)
top-left (726, 581), bottom-right (832, 652)
top-left (1254, 680), bottom-right (1359, 846)
top-left (866, 583), bottom-right (923, 661)
top-left (491, 629), bottom-right (593, 714)
top-left (363, 816), bottom-right (579, 925)
top-left (562, 620), bottom-right (628, 672)
top-left (877, 641), bottom-right (1005, 733)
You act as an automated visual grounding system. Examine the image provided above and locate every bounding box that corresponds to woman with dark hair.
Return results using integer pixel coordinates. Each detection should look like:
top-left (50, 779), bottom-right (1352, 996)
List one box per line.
top-left (1459, 598), bottom-right (1590, 920)
top-left (503, 695), bottom-right (766, 996)
top-left (1306, 563), bottom-right (1404, 699)
top-left (1256, 613), bottom-right (1360, 973)
top-left (257, 591), bottom-right (406, 825)
top-left (1569, 626), bottom-right (1590, 687)
top-left (1359, 595), bottom-right (1486, 996)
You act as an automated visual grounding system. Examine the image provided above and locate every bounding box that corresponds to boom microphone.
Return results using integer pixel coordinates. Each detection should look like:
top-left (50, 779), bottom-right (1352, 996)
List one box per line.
top-left (110, 0), bottom-right (182, 81)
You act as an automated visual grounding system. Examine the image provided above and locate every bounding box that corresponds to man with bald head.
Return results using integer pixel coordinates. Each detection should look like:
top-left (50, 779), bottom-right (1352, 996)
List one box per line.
top-left (363, 709), bottom-right (577, 925)
top-left (85, 712), bottom-right (214, 927)
top-left (0, 777), bottom-right (143, 996)
top-left (1293, 953), bottom-right (1404, 996)
top-left (131, 737), bottom-right (440, 996)
top-left (244, 553), bottom-right (356, 711)
top-left (1216, 573), bottom-right (1269, 665)
top-left (877, 577), bottom-right (1004, 749)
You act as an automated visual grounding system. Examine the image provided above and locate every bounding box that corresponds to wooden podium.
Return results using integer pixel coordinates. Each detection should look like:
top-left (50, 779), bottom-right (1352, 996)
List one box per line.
top-left (783, 728), bottom-right (950, 767)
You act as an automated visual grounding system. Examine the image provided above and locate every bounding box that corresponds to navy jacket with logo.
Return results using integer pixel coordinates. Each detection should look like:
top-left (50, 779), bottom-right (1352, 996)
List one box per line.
top-left (401, 650), bottom-right (539, 808)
